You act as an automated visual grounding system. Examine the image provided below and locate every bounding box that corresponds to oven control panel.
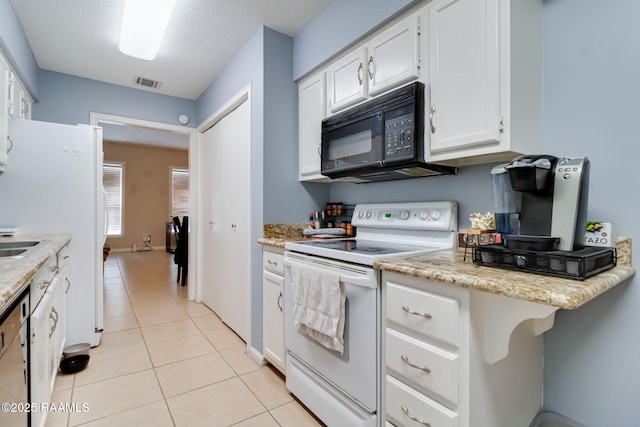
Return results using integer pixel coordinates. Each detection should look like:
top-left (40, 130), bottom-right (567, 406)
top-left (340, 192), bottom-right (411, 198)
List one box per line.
top-left (352, 202), bottom-right (457, 231)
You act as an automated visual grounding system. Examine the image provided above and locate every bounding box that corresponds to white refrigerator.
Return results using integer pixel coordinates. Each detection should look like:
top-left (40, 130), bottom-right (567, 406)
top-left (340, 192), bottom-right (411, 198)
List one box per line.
top-left (0, 118), bottom-right (104, 347)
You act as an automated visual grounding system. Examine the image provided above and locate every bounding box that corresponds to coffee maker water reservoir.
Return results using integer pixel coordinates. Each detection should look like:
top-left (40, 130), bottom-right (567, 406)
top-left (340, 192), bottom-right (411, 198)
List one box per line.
top-left (476, 155), bottom-right (616, 279)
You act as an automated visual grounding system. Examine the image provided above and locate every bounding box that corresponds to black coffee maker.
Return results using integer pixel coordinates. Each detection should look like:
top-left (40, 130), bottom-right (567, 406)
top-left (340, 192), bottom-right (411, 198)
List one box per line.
top-left (497, 154), bottom-right (590, 251)
top-left (477, 155), bottom-right (616, 279)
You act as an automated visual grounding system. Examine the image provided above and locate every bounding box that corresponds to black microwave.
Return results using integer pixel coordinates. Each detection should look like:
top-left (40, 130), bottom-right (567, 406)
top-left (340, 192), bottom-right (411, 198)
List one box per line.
top-left (321, 82), bottom-right (456, 182)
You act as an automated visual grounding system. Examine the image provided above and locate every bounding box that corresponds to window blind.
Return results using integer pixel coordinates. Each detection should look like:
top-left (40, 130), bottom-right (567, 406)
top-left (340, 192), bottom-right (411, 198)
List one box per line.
top-left (103, 163), bottom-right (124, 236)
top-left (171, 168), bottom-right (189, 218)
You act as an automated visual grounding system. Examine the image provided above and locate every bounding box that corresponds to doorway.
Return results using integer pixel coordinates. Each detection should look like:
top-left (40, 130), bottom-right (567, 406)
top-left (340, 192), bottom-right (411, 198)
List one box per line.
top-left (90, 112), bottom-right (199, 301)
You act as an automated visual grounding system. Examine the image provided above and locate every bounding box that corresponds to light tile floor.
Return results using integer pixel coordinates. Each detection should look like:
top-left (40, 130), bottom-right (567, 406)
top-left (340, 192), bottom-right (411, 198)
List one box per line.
top-left (46, 250), bottom-right (323, 427)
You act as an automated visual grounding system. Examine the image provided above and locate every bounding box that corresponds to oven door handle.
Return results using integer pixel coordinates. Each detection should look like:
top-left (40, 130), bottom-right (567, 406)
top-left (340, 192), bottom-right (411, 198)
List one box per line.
top-left (285, 259), bottom-right (375, 288)
top-left (338, 274), bottom-right (374, 288)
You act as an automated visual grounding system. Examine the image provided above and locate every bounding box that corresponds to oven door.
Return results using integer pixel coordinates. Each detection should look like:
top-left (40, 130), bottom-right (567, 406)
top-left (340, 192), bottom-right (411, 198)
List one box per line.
top-left (321, 110), bottom-right (383, 178)
top-left (283, 252), bottom-right (379, 414)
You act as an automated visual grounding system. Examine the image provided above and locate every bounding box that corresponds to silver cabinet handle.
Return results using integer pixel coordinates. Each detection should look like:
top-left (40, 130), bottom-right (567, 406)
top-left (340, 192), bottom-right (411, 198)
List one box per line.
top-left (402, 305), bottom-right (432, 319)
top-left (6, 136), bottom-right (13, 153)
top-left (429, 105), bottom-right (436, 134)
top-left (401, 354), bottom-right (431, 373)
top-left (39, 280), bottom-right (51, 290)
top-left (317, 143), bottom-right (321, 157)
top-left (65, 277), bottom-right (71, 293)
top-left (49, 307), bottom-right (59, 338)
top-left (401, 405), bottom-right (431, 426)
top-left (277, 291), bottom-right (283, 312)
top-left (367, 56), bottom-right (374, 79)
top-left (267, 260), bottom-right (278, 267)
top-left (62, 255), bottom-right (70, 260)
top-left (357, 62), bottom-right (364, 85)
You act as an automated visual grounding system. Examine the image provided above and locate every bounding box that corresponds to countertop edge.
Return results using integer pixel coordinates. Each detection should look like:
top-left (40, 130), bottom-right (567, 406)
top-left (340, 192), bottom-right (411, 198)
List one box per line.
top-left (0, 233), bottom-right (72, 316)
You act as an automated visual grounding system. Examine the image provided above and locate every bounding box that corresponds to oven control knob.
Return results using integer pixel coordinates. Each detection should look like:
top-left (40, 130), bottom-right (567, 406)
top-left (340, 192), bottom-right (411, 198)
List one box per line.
top-left (399, 210), bottom-right (410, 220)
top-left (365, 210), bottom-right (372, 219)
top-left (357, 210), bottom-right (364, 219)
top-left (419, 210), bottom-right (430, 220)
top-left (430, 210), bottom-right (442, 220)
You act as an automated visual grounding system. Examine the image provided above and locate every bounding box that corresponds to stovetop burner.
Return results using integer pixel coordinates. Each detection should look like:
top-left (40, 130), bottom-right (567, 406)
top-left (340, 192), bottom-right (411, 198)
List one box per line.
top-left (299, 239), bottom-right (440, 255)
top-left (285, 201), bottom-right (458, 266)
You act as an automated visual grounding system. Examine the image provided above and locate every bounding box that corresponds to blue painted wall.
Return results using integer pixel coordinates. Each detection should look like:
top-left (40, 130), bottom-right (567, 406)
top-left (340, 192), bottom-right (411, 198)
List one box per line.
top-left (34, 70), bottom-right (196, 127)
top-left (0, 0), bottom-right (39, 98)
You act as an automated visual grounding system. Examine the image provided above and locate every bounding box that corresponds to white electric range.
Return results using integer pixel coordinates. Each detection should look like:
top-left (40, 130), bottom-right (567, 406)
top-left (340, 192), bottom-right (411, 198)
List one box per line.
top-left (283, 202), bottom-right (457, 427)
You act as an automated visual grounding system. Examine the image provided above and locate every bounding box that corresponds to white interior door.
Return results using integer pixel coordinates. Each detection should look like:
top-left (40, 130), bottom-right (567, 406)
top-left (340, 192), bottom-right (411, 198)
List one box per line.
top-left (200, 100), bottom-right (250, 341)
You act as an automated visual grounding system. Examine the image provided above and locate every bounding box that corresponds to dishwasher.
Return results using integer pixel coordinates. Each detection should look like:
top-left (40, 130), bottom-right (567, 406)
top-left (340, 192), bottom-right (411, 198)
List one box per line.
top-left (0, 288), bottom-right (30, 426)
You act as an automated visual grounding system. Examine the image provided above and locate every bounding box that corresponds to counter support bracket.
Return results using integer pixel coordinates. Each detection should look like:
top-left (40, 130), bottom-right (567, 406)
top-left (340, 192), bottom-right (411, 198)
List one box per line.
top-left (471, 291), bottom-right (558, 364)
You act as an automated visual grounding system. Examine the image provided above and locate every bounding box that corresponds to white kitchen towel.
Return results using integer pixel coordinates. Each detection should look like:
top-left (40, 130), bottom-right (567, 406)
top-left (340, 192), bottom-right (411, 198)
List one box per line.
top-left (291, 263), bottom-right (346, 354)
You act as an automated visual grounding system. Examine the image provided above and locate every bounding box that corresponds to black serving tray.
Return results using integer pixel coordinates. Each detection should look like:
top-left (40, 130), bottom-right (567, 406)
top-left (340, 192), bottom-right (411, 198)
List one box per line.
top-left (472, 245), bottom-right (616, 280)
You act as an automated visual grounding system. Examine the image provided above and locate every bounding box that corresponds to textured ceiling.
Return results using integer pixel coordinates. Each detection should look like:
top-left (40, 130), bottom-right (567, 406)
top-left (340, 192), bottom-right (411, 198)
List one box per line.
top-left (10, 0), bottom-right (334, 100)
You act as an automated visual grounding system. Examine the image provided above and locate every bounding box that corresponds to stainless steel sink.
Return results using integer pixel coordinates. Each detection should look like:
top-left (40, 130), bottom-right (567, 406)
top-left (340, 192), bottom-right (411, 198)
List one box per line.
top-left (0, 241), bottom-right (41, 249)
top-left (0, 240), bottom-right (47, 258)
top-left (0, 249), bottom-right (28, 257)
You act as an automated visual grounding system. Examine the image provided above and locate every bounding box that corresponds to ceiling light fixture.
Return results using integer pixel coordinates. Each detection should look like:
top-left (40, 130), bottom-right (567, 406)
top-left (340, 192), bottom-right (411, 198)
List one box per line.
top-left (118, 0), bottom-right (177, 61)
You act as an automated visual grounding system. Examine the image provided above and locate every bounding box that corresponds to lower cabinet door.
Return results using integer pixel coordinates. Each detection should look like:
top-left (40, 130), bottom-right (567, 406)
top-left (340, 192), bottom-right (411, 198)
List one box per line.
top-left (263, 270), bottom-right (285, 373)
top-left (30, 293), bottom-right (52, 427)
top-left (386, 375), bottom-right (458, 427)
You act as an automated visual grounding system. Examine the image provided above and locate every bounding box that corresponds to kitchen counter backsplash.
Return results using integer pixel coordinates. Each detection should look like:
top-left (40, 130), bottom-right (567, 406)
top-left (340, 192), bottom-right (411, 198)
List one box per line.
top-left (0, 234), bottom-right (71, 315)
top-left (259, 223), bottom-right (307, 248)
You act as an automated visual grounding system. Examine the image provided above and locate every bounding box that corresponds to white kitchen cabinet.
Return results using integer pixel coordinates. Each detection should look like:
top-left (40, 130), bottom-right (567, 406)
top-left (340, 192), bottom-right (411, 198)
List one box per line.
top-left (326, 11), bottom-right (423, 115)
top-left (262, 247), bottom-right (285, 373)
top-left (30, 248), bottom-right (68, 427)
top-left (30, 289), bottom-right (51, 427)
top-left (298, 72), bottom-right (332, 182)
top-left (382, 271), bottom-right (549, 427)
top-left (0, 58), bottom-right (9, 173)
top-left (367, 14), bottom-right (422, 97)
top-left (426, 0), bottom-right (543, 165)
top-left (326, 48), bottom-right (369, 114)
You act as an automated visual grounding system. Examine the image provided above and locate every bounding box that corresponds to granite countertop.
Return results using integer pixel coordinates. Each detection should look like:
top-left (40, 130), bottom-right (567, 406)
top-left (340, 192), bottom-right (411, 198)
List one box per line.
top-left (259, 223), bottom-right (634, 310)
top-left (374, 237), bottom-right (635, 310)
top-left (258, 223), bottom-right (308, 248)
top-left (0, 234), bottom-right (71, 315)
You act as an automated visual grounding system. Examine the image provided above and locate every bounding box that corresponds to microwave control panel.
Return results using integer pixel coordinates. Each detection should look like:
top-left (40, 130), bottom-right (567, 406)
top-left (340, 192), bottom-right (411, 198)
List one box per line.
top-left (384, 113), bottom-right (415, 160)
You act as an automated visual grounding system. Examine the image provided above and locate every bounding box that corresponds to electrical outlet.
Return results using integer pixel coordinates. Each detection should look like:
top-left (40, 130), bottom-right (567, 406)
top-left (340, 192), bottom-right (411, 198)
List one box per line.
top-left (143, 234), bottom-right (151, 242)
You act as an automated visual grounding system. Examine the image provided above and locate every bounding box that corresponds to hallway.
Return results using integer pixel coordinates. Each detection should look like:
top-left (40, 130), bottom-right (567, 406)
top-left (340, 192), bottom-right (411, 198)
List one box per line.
top-left (46, 250), bottom-right (322, 426)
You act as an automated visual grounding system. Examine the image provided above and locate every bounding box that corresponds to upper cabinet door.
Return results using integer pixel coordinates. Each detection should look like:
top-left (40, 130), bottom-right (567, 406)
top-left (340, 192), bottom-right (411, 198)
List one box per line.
top-left (428, 0), bottom-right (501, 154)
top-left (298, 72), bottom-right (331, 182)
top-left (368, 14), bottom-right (421, 97)
top-left (327, 48), bottom-right (368, 113)
top-left (0, 61), bottom-right (9, 171)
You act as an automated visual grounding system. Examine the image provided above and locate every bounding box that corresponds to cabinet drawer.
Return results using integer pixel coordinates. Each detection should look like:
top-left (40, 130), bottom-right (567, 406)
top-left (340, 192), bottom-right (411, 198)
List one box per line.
top-left (386, 375), bottom-right (458, 427)
top-left (263, 250), bottom-right (284, 275)
top-left (386, 328), bottom-right (458, 404)
top-left (386, 282), bottom-right (459, 347)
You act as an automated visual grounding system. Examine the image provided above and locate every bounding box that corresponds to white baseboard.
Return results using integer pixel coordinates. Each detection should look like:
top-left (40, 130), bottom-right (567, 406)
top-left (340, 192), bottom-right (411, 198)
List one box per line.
top-left (109, 246), bottom-right (167, 253)
top-left (247, 345), bottom-right (266, 367)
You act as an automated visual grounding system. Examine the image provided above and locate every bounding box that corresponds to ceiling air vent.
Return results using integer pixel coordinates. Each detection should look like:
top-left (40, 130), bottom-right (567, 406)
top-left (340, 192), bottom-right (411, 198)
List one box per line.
top-left (134, 76), bottom-right (162, 89)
